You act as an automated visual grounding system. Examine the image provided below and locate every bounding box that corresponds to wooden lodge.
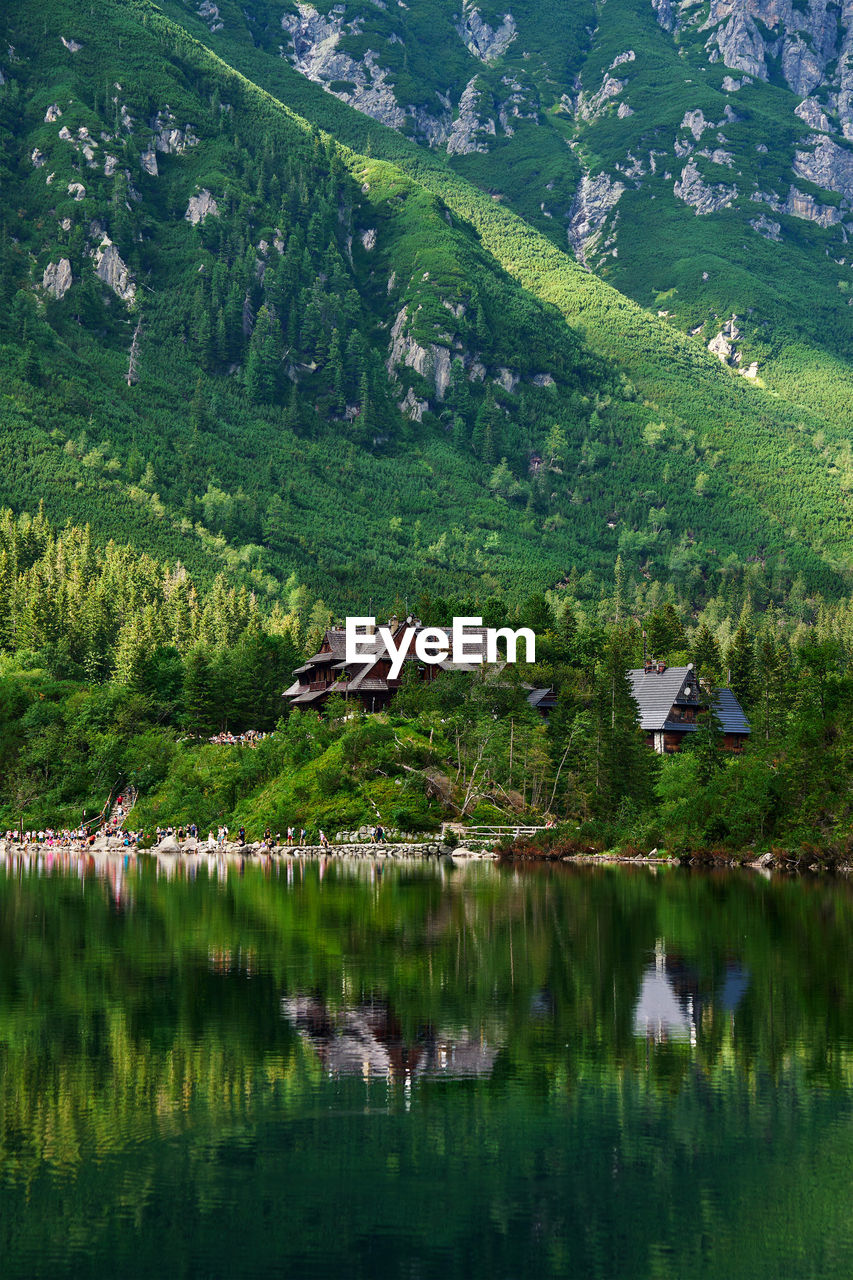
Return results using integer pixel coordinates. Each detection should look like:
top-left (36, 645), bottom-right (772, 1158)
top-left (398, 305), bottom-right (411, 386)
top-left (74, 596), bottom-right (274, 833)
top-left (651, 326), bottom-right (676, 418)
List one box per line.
top-left (628, 660), bottom-right (750, 754)
top-left (283, 618), bottom-right (495, 713)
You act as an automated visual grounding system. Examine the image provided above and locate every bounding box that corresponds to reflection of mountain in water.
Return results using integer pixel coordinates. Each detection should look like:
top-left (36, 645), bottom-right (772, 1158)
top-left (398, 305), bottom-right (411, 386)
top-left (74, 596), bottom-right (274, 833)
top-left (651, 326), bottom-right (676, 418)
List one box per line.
top-left (281, 996), bottom-right (498, 1080)
top-left (634, 940), bottom-right (749, 1046)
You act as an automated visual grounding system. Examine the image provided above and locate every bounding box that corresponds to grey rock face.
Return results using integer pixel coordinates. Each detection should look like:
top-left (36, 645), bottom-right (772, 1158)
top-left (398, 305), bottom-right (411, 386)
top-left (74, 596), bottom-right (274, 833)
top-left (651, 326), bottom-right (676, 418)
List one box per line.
top-left (399, 386), bottom-right (429, 421)
top-left (651, 0), bottom-right (676, 31)
top-left (752, 180), bottom-right (842, 224)
top-left (750, 212), bottom-right (782, 239)
top-left (782, 33), bottom-right (824, 96)
top-left (281, 5), bottom-right (410, 131)
top-left (387, 306), bottom-right (452, 399)
top-left (61, 36), bottom-right (83, 53)
top-left (154, 108), bottom-right (199, 155)
top-left (674, 158), bottom-right (738, 213)
top-left (94, 238), bottom-right (136, 303)
top-left (447, 77), bottom-right (495, 155)
top-left (681, 108), bottom-right (711, 140)
top-left (455, 6), bottom-right (517, 62)
top-left (140, 146), bottom-right (158, 176)
top-left (43, 258), bottom-right (72, 299)
top-left (568, 172), bottom-right (625, 264)
top-left (198, 0), bottom-right (224, 32)
top-left (795, 96), bottom-right (834, 132)
top-left (576, 74), bottom-right (627, 122)
top-left (794, 134), bottom-right (853, 198)
top-left (44, 103), bottom-right (62, 123)
top-left (185, 188), bottom-right (219, 224)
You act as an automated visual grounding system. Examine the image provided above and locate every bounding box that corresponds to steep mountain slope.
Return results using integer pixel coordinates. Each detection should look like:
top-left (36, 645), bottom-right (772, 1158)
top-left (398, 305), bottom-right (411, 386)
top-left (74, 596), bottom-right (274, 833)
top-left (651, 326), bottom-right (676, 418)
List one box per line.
top-left (1, 0), bottom-right (852, 611)
top-left (182, 0), bottom-right (853, 435)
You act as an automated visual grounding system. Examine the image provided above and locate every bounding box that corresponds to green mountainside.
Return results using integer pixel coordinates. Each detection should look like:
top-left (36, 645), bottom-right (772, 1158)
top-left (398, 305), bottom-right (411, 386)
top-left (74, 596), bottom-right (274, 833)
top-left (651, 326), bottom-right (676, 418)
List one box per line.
top-left (184, 0), bottom-right (853, 429)
top-left (1, 0), bottom-right (852, 614)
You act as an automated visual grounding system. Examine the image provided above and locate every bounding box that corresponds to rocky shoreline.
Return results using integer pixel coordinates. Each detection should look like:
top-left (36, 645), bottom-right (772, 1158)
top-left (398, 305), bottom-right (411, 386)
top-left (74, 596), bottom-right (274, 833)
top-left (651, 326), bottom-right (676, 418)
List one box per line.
top-left (0, 836), bottom-right (498, 862)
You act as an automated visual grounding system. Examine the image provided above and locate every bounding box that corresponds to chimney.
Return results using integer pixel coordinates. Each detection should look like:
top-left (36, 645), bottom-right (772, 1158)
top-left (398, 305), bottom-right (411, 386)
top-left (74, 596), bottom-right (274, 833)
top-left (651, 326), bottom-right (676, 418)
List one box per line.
top-left (657, 660), bottom-right (666, 674)
top-left (644, 657), bottom-right (653, 673)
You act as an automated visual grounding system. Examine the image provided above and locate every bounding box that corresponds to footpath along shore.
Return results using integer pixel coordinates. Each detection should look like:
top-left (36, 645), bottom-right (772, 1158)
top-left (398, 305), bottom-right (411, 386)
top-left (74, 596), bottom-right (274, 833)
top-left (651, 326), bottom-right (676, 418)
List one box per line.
top-left (0, 835), bottom-right (498, 862)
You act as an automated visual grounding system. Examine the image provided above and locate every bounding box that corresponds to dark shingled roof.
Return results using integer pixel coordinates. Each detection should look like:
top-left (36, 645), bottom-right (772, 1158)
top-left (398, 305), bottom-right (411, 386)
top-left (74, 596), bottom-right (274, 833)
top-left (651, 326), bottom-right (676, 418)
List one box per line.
top-left (628, 665), bottom-right (750, 736)
top-left (713, 687), bottom-right (751, 735)
top-left (628, 666), bottom-right (695, 731)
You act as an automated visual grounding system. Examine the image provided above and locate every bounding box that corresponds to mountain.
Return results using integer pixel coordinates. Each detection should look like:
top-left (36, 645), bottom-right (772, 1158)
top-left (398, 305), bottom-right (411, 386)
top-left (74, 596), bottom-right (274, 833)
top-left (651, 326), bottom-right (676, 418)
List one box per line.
top-left (1, 0), bottom-right (852, 612)
top-left (185, 0), bottom-right (853, 410)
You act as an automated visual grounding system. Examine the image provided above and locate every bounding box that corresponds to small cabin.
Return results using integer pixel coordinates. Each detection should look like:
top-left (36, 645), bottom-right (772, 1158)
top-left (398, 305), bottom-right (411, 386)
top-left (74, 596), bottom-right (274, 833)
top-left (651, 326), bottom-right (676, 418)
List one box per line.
top-left (628, 661), bottom-right (750, 754)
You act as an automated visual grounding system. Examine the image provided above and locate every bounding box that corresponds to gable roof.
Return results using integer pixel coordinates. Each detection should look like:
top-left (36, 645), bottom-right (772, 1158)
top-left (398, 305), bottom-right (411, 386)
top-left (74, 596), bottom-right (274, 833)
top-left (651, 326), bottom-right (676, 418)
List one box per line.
top-left (628, 666), bottom-right (695, 731)
top-left (713, 687), bottom-right (751, 734)
top-left (628, 665), bottom-right (750, 736)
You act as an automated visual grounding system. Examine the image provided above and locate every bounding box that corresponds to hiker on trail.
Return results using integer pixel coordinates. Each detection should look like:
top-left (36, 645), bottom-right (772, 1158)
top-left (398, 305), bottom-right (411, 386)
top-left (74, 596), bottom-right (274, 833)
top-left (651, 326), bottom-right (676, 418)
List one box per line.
top-left (239, 826), bottom-right (246, 845)
top-left (375, 825), bottom-right (385, 843)
top-left (264, 827), bottom-right (272, 845)
top-left (299, 828), bottom-right (307, 845)
top-left (319, 830), bottom-right (329, 849)
top-left (287, 826), bottom-right (294, 846)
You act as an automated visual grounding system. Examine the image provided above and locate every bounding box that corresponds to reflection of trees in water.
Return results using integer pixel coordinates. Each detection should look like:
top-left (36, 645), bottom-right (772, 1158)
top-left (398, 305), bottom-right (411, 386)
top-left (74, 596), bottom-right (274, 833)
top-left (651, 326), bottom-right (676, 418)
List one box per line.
top-left (1, 861), bottom-right (853, 1178)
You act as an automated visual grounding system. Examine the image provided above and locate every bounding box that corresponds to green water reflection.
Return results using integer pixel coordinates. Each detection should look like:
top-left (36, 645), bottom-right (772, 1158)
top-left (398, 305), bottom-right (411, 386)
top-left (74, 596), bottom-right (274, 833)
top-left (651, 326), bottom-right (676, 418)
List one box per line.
top-left (0, 856), bottom-right (852, 1278)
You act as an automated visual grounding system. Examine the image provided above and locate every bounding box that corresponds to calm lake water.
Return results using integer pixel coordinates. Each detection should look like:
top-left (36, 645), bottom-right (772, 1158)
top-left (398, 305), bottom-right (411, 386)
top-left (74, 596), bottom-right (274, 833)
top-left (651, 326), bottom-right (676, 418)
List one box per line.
top-left (1, 855), bottom-right (852, 1279)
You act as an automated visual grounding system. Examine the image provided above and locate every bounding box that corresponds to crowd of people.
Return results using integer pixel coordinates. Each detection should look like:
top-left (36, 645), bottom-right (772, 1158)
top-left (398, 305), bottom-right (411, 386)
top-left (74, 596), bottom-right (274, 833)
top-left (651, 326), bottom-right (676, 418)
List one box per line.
top-left (1, 788), bottom-right (398, 855)
top-left (206, 730), bottom-right (269, 747)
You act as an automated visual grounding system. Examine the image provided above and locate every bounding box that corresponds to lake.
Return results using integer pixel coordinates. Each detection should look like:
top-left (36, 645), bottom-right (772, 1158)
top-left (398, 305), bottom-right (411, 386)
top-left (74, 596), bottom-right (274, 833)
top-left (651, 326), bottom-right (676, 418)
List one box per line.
top-left (0, 854), bottom-right (852, 1279)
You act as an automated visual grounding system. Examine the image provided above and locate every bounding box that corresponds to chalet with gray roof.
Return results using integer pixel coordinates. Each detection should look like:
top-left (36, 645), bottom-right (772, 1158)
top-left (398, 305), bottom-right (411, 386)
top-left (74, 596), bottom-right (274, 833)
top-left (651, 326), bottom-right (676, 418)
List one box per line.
top-left (628, 660), bottom-right (750, 754)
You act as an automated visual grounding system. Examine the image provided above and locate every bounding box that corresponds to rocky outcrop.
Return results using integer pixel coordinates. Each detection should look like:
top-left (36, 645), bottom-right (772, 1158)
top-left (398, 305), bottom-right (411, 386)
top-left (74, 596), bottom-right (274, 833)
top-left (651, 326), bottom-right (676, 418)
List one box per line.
top-left (750, 212), bottom-right (782, 239)
top-left (707, 314), bottom-right (758, 377)
top-left (153, 108), bottom-right (199, 155)
top-left (697, 146), bottom-right (735, 166)
top-left (140, 146), bottom-right (158, 176)
top-left (60, 36), bottom-right (83, 53)
top-left (752, 182), bottom-right (842, 224)
top-left (681, 109), bottom-right (712, 141)
top-left (651, 0), bottom-right (675, 31)
top-left (44, 103), bottom-right (62, 123)
top-left (67, 181), bottom-right (86, 201)
top-left (782, 33), bottom-right (824, 96)
top-left (447, 78), bottom-right (495, 155)
top-left (794, 135), bottom-right (853, 199)
top-left (696, 0), bottom-right (841, 106)
top-left (43, 259), bottom-right (72, 300)
top-left (455, 5), bottom-right (517, 62)
top-left (198, 0), bottom-right (224, 32)
top-left (577, 74), bottom-right (627, 122)
top-left (494, 367), bottom-right (519, 393)
top-left (31, 148), bottom-right (45, 168)
top-left (94, 237), bottom-right (135, 303)
top-left (185, 189), bottom-right (219, 224)
top-left (796, 96), bottom-right (834, 132)
top-left (674, 158), bottom-right (738, 214)
top-left (281, 6), bottom-right (409, 130)
top-left (568, 172), bottom-right (625, 264)
top-left (399, 386), bottom-right (429, 421)
top-left (387, 306), bottom-right (452, 399)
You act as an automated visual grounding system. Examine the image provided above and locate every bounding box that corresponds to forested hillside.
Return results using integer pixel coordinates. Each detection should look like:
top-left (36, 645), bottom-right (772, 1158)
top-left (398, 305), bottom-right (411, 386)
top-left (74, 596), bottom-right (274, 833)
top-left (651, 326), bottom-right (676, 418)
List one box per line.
top-left (1, 0), bottom-right (853, 613)
top-left (181, 0), bottom-right (853, 439)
